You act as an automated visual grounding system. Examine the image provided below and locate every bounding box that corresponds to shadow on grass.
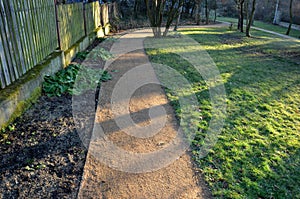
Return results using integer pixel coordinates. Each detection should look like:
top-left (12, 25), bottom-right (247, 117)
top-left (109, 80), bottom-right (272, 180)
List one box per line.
top-left (146, 28), bottom-right (300, 198)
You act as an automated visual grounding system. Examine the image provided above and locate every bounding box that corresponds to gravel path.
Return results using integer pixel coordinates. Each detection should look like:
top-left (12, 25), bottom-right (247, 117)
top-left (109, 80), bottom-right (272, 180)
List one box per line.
top-left (77, 29), bottom-right (212, 199)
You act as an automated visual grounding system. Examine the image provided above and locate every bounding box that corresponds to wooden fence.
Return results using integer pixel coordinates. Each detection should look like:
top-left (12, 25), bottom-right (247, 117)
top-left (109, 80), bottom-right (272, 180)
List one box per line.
top-left (0, 0), bottom-right (58, 89)
top-left (0, 1), bottom-right (115, 89)
top-left (85, 2), bottom-right (102, 35)
top-left (101, 3), bottom-right (109, 27)
top-left (57, 3), bottom-right (85, 51)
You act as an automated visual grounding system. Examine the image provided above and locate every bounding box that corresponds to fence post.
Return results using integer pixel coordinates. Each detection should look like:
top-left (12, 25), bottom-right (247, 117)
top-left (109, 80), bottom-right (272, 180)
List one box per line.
top-left (54, 0), bottom-right (61, 50)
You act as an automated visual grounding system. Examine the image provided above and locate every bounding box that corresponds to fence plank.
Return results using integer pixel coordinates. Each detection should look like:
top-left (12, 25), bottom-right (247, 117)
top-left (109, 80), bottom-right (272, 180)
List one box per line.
top-left (0, 1), bottom-right (13, 87)
top-left (7, 1), bottom-right (23, 80)
top-left (19, 0), bottom-right (33, 71)
top-left (23, 0), bottom-right (36, 66)
top-left (102, 4), bottom-right (109, 26)
top-left (0, 21), bottom-right (12, 87)
top-left (12, 0), bottom-right (28, 75)
top-left (85, 1), bottom-right (101, 35)
top-left (57, 3), bottom-right (85, 51)
top-left (34, 0), bottom-right (43, 62)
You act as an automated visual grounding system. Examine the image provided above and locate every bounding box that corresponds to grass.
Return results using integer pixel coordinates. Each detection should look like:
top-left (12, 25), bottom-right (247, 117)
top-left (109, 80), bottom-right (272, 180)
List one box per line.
top-left (218, 16), bottom-right (300, 39)
top-left (145, 28), bottom-right (300, 198)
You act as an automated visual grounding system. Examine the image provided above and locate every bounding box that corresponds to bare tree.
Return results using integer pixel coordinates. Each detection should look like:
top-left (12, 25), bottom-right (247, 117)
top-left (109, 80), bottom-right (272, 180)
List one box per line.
top-left (163, 0), bottom-right (184, 36)
top-left (133, 0), bottom-right (142, 18)
top-left (211, 0), bottom-right (217, 22)
top-left (236, 0), bottom-right (245, 32)
top-left (246, 0), bottom-right (256, 37)
top-left (205, 0), bottom-right (209, 24)
top-left (174, 5), bottom-right (183, 31)
top-left (286, 0), bottom-right (293, 35)
top-left (144, 0), bottom-right (183, 37)
top-left (245, 0), bottom-right (249, 26)
top-left (144, 0), bottom-right (165, 37)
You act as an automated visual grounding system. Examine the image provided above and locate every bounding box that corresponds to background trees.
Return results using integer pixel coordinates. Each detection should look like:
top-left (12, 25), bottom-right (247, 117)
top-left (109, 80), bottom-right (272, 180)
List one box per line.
top-left (144, 0), bottom-right (183, 37)
top-left (220, 0), bottom-right (300, 25)
top-left (245, 0), bottom-right (256, 37)
top-left (116, 0), bottom-right (299, 37)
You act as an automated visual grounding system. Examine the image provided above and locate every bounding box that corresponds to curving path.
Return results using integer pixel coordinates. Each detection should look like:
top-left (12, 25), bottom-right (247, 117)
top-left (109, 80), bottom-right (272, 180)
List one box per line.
top-left (77, 29), bottom-right (212, 199)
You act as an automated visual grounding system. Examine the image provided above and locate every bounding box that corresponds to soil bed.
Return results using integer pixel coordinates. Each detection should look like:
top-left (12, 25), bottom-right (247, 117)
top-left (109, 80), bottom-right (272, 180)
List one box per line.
top-left (0, 94), bottom-right (86, 198)
top-left (0, 37), bottom-right (108, 198)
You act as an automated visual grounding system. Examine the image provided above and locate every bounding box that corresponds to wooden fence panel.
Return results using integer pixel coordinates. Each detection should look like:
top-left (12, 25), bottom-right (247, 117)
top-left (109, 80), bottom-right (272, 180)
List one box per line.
top-left (1, 1), bottom-right (13, 88)
top-left (101, 4), bottom-right (109, 26)
top-left (0, 0), bottom-right (58, 89)
top-left (57, 3), bottom-right (85, 51)
top-left (85, 1), bottom-right (101, 35)
top-left (0, 1), bottom-right (22, 87)
top-left (0, 1), bottom-right (112, 89)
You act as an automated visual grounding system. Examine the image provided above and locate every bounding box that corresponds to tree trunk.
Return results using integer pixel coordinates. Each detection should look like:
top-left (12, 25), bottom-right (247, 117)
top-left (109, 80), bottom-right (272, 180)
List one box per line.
top-left (245, 0), bottom-right (249, 26)
top-left (145, 0), bottom-right (165, 37)
top-left (195, 2), bottom-right (201, 25)
top-left (133, 0), bottom-right (139, 18)
top-left (238, 2), bottom-right (241, 30)
top-left (191, 4), bottom-right (195, 18)
top-left (273, 0), bottom-right (280, 24)
top-left (174, 5), bottom-right (183, 31)
top-left (214, 9), bottom-right (217, 22)
top-left (205, 0), bottom-right (209, 24)
top-left (237, 0), bottom-right (245, 32)
top-left (246, 0), bottom-right (256, 37)
top-left (163, 0), bottom-right (183, 36)
top-left (286, 0), bottom-right (293, 35)
top-left (240, 0), bottom-right (244, 32)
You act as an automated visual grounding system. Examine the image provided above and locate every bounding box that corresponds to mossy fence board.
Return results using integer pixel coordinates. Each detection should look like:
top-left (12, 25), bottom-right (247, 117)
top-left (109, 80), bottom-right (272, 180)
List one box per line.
top-left (0, 0), bottom-right (58, 89)
top-left (57, 3), bottom-right (85, 51)
top-left (101, 4), bottom-right (109, 27)
top-left (0, 2), bottom-right (115, 90)
top-left (85, 2), bottom-right (102, 35)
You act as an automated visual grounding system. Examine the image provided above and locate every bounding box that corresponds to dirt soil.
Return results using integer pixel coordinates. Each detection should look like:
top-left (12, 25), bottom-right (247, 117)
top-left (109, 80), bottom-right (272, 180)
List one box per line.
top-left (0, 94), bottom-right (86, 198)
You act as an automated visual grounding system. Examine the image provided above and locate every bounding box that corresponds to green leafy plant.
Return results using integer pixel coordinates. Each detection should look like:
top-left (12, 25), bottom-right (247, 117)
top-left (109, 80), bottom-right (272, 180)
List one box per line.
top-left (43, 64), bottom-right (112, 97)
top-left (90, 47), bottom-right (114, 61)
top-left (75, 51), bottom-right (89, 61)
top-left (71, 66), bottom-right (112, 95)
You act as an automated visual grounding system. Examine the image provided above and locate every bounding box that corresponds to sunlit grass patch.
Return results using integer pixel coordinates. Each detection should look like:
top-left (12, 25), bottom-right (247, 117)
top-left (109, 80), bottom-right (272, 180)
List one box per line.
top-left (218, 16), bottom-right (300, 39)
top-left (146, 27), bottom-right (300, 198)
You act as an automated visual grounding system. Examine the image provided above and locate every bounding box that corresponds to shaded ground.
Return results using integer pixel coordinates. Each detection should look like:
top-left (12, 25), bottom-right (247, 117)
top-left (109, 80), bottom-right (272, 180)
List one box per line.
top-left (0, 38), bottom-right (110, 198)
top-left (0, 94), bottom-right (86, 198)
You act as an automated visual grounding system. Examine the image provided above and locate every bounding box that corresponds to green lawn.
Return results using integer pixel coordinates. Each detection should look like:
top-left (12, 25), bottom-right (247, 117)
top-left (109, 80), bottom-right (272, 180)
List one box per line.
top-left (146, 28), bottom-right (300, 198)
top-left (218, 16), bottom-right (300, 39)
